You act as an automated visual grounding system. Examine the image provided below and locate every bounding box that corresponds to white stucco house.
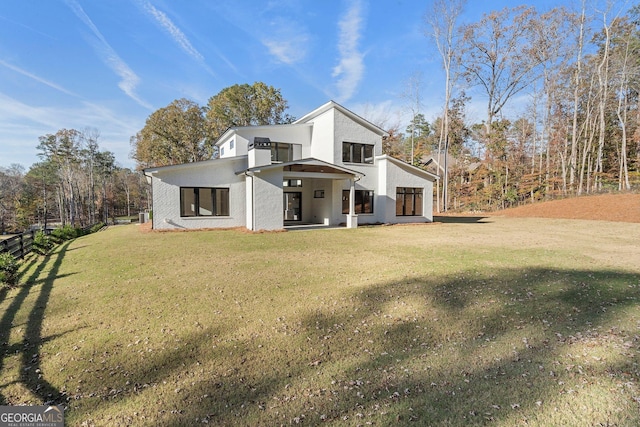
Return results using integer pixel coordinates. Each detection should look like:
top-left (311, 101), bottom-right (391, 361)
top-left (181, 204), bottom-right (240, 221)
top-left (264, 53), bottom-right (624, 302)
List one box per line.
top-left (143, 101), bottom-right (438, 231)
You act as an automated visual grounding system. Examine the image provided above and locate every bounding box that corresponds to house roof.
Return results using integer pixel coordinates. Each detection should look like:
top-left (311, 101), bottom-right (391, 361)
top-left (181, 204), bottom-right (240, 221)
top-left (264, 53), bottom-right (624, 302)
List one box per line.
top-left (214, 123), bottom-right (312, 147)
top-left (419, 152), bottom-right (484, 174)
top-left (143, 155), bottom-right (247, 176)
top-left (379, 155), bottom-right (439, 182)
top-left (293, 101), bottom-right (389, 138)
top-left (242, 157), bottom-right (363, 178)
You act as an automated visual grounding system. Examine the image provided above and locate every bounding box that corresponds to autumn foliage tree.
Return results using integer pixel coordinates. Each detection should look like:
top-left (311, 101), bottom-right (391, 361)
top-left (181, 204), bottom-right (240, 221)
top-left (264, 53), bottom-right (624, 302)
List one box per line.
top-left (206, 82), bottom-right (293, 141)
top-left (131, 82), bottom-right (292, 168)
top-left (132, 98), bottom-right (210, 168)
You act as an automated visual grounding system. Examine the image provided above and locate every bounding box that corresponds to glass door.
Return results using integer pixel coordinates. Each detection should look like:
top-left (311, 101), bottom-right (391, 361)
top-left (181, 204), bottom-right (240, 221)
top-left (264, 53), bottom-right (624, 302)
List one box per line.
top-left (283, 192), bottom-right (302, 221)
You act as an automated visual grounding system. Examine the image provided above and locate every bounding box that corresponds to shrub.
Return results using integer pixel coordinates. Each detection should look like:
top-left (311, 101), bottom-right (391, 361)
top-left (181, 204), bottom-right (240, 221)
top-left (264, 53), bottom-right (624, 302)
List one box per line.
top-left (33, 230), bottom-right (54, 255)
top-left (89, 222), bottom-right (105, 234)
top-left (51, 224), bottom-right (79, 243)
top-left (0, 252), bottom-right (19, 288)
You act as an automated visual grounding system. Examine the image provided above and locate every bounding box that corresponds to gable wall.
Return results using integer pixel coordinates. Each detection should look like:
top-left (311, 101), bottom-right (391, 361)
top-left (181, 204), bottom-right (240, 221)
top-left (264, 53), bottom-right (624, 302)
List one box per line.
top-left (333, 108), bottom-right (383, 165)
top-left (378, 158), bottom-right (434, 223)
top-left (150, 158), bottom-right (247, 230)
top-left (333, 108), bottom-right (383, 223)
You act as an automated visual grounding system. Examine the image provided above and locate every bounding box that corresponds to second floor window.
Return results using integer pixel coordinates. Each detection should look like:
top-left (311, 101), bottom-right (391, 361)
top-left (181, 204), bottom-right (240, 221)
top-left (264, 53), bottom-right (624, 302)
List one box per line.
top-left (271, 142), bottom-right (293, 162)
top-left (342, 142), bottom-right (374, 164)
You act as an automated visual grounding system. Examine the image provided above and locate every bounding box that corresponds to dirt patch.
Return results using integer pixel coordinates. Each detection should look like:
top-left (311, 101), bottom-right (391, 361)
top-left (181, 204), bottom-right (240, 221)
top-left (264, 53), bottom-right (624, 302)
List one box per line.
top-left (495, 193), bottom-right (640, 223)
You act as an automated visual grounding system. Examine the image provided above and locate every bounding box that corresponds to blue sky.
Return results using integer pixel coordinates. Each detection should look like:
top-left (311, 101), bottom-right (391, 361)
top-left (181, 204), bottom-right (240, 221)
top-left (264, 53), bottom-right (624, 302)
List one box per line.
top-left (0, 0), bottom-right (605, 169)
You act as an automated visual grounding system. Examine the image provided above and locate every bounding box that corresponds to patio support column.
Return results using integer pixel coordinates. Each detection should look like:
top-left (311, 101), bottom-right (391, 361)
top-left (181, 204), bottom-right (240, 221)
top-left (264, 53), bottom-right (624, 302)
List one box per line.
top-left (346, 178), bottom-right (358, 228)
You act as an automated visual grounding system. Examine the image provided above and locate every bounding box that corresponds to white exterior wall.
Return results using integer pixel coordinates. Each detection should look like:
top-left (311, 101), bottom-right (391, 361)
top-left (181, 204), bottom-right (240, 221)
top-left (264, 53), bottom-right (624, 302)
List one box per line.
top-left (149, 158), bottom-right (247, 230)
top-left (307, 110), bottom-right (335, 163)
top-left (218, 134), bottom-right (248, 158)
top-left (219, 125), bottom-right (312, 160)
top-left (379, 157), bottom-right (434, 223)
top-left (251, 169), bottom-right (284, 231)
top-left (332, 108), bottom-right (384, 225)
top-left (307, 178), bottom-right (332, 225)
top-left (333, 109), bottom-right (383, 162)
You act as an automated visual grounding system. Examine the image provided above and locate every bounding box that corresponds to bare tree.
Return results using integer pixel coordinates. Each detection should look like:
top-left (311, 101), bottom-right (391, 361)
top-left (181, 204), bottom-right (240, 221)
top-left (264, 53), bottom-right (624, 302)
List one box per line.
top-left (458, 6), bottom-right (544, 134)
top-left (594, 5), bottom-right (613, 192)
top-left (569, 0), bottom-right (588, 192)
top-left (400, 71), bottom-right (423, 166)
top-left (610, 18), bottom-right (635, 190)
top-left (425, 0), bottom-right (465, 212)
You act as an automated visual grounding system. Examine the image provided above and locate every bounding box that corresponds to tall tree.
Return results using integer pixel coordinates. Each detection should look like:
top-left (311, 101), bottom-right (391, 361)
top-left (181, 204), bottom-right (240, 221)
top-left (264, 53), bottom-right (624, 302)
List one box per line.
top-left (405, 113), bottom-right (431, 161)
top-left (426, 0), bottom-right (465, 212)
top-left (21, 162), bottom-right (58, 230)
top-left (569, 0), bottom-right (588, 192)
top-left (400, 72), bottom-right (424, 165)
top-left (610, 17), bottom-right (638, 190)
top-left (37, 129), bottom-right (82, 226)
top-left (132, 98), bottom-right (210, 168)
top-left (0, 164), bottom-right (25, 233)
top-left (458, 6), bottom-right (544, 135)
top-left (206, 82), bottom-right (293, 144)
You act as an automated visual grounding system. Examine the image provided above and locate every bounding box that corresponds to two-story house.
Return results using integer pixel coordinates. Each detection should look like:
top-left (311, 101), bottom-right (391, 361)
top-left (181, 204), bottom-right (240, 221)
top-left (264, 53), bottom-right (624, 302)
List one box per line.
top-left (143, 101), bottom-right (438, 231)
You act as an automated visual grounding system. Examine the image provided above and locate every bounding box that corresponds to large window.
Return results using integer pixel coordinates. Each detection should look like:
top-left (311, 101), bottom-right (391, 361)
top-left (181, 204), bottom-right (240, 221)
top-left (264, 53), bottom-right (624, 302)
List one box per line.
top-left (396, 187), bottom-right (423, 216)
top-left (180, 187), bottom-right (229, 217)
top-left (342, 142), bottom-right (374, 164)
top-left (271, 142), bottom-right (293, 162)
top-left (342, 190), bottom-right (374, 214)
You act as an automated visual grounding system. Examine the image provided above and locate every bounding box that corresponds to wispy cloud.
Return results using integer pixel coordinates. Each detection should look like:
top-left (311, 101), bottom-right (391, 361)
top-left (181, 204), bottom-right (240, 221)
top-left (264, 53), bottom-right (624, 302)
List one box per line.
top-left (332, 0), bottom-right (366, 103)
top-left (0, 59), bottom-right (78, 97)
top-left (0, 15), bottom-right (57, 40)
top-left (0, 91), bottom-right (140, 135)
top-left (0, 91), bottom-right (143, 167)
top-left (65, 0), bottom-right (152, 110)
top-left (140, 1), bottom-right (204, 63)
top-left (261, 18), bottom-right (309, 65)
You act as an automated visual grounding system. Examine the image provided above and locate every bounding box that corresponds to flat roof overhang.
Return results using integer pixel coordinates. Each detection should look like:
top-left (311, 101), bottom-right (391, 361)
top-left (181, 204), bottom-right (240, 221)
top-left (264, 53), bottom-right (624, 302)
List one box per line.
top-left (239, 158), bottom-right (364, 180)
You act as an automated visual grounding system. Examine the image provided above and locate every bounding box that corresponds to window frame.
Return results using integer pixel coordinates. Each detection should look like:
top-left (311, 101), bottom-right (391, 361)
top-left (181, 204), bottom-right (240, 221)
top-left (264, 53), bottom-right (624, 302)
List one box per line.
top-left (283, 179), bottom-right (302, 188)
top-left (342, 190), bottom-right (374, 214)
top-left (395, 187), bottom-right (423, 216)
top-left (180, 187), bottom-right (230, 217)
top-left (271, 142), bottom-right (294, 163)
top-left (342, 142), bottom-right (374, 164)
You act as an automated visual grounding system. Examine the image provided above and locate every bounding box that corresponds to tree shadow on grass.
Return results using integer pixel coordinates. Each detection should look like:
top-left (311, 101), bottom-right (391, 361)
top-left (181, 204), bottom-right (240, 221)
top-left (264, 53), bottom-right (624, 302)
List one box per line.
top-left (0, 242), bottom-right (73, 406)
top-left (65, 266), bottom-right (639, 426)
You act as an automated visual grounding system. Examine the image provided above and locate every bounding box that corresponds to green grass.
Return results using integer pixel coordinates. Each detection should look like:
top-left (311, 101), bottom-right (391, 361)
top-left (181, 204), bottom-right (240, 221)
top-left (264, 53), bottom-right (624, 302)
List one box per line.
top-left (1, 218), bottom-right (639, 426)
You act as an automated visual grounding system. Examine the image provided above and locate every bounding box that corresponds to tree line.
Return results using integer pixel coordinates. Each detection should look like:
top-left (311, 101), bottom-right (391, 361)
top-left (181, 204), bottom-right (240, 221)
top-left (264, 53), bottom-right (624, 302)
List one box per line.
top-left (388, 1), bottom-right (640, 212)
top-left (0, 128), bottom-right (148, 234)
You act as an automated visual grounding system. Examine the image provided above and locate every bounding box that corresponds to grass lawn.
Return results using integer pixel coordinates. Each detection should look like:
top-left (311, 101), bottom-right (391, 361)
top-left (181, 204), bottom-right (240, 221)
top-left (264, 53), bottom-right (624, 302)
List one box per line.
top-left (1, 217), bottom-right (639, 426)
